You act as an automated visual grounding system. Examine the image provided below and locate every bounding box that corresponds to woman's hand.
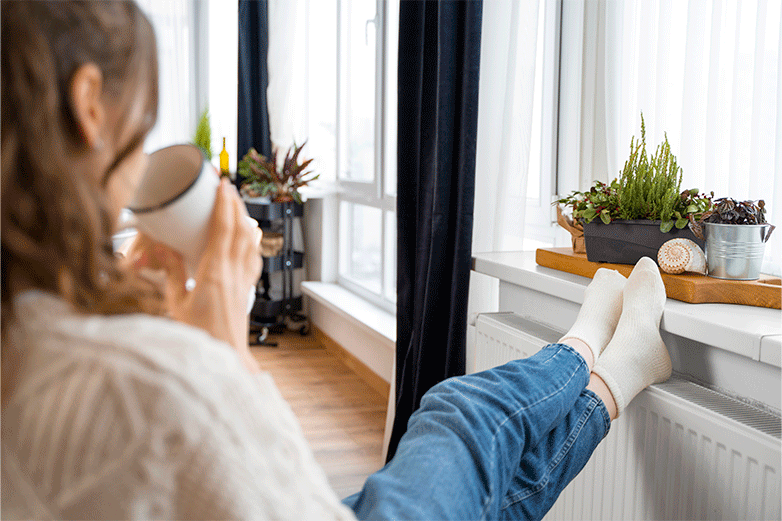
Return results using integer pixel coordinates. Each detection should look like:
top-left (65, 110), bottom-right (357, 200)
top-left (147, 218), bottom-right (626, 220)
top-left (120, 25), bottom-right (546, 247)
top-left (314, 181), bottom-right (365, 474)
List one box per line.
top-left (122, 179), bottom-right (263, 372)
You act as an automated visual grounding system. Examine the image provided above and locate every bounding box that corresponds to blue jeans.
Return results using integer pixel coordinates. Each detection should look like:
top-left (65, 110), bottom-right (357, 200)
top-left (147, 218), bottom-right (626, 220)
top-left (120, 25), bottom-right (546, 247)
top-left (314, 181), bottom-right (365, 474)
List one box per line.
top-left (343, 343), bottom-right (611, 521)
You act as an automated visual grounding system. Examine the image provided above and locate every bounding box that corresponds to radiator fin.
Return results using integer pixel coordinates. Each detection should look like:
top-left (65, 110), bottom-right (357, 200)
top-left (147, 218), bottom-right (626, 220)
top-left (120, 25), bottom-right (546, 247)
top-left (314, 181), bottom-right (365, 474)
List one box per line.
top-left (656, 378), bottom-right (781, 439)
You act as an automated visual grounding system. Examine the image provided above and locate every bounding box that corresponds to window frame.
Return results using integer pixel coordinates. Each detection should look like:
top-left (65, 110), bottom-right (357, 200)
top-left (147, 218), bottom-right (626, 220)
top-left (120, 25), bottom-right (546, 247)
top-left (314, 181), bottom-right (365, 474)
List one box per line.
top-left (336, 0), bottom-right (397, 314)
top-left (520, 0), bottom-right (564, 251)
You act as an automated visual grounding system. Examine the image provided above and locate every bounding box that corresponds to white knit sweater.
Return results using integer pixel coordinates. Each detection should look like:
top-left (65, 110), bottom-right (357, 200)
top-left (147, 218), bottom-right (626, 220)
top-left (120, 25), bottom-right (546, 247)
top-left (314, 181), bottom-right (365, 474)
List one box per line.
top-left (1, 291), bottom-right (358, 520)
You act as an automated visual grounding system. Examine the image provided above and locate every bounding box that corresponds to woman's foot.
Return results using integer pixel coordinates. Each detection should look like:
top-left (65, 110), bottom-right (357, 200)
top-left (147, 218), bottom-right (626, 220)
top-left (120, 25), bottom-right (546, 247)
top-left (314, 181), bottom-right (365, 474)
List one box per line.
top-left (592, 257), bottom-right (672, 416)
top-left (559, 268), bottom-right (627, 369)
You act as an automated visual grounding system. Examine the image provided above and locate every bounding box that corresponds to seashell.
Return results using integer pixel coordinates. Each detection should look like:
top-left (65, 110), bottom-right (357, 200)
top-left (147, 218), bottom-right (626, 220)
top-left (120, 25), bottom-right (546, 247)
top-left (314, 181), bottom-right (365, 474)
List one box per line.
top-left (657, 238), bottom-right (706, 275)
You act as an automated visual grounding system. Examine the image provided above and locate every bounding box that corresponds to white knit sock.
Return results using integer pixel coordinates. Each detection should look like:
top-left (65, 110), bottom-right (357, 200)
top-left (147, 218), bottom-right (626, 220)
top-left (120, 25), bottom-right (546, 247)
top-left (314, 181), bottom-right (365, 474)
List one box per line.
top-left (593, 257), bottom-right (672, 416)
top-left (559, 268), bottom-right (627, 364)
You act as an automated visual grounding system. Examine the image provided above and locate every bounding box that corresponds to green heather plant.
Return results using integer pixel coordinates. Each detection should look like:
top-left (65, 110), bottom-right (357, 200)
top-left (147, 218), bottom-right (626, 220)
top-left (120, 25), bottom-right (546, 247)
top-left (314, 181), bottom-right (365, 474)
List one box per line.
top-left (557, 114), bottom-right (712, 232)
top-left (193, 107), bottom-right (212, 160)
top-left (238, 141), bottom-right (319, 203)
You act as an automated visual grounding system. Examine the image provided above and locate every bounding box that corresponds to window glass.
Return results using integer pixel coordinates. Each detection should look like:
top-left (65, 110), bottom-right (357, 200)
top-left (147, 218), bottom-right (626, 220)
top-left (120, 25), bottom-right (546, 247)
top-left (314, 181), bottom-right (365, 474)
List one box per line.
top-left (340, 201), bottom-right (382, 294)
top-left (340, 0), bottom-right (376, 182)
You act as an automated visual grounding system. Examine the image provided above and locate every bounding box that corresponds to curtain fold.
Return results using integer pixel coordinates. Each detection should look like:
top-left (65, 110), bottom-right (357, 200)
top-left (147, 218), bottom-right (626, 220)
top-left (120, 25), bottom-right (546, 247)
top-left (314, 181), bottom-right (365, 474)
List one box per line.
top-left (389, 0), bottom-right (482, 461)
top-left (237, 0), bottom-right (272, 169)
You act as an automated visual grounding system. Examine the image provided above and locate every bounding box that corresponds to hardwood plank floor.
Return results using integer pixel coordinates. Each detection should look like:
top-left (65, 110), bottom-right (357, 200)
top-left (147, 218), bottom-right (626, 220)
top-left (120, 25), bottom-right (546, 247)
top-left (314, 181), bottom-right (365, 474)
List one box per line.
top-left (250, 330), bottom-right (388, 499)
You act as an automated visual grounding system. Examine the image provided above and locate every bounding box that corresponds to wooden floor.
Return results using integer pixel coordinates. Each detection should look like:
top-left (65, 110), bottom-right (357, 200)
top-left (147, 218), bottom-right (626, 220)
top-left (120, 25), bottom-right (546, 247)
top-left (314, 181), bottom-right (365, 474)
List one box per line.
top-left (250, 329), bottom-right (388, 499)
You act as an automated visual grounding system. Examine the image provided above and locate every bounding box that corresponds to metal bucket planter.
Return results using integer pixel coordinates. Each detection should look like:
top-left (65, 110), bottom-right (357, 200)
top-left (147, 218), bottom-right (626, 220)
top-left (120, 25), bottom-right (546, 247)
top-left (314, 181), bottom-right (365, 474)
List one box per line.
top-left (582, 220), bottom-right (706, 265)
top-left (703, 222), bottom-right (774, 280)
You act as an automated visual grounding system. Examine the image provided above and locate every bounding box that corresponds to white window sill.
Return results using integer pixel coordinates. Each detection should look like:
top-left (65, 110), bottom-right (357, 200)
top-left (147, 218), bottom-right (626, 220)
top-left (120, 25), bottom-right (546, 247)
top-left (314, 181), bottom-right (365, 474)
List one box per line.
top-left (472, 250), bottom-right (782, 367)
top-left (301, 281), bottom-right (396, 346)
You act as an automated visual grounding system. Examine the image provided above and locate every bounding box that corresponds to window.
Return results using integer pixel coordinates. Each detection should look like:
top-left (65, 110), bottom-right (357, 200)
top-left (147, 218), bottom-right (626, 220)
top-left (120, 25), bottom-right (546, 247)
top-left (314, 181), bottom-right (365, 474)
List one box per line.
top-left (557, 0), bottom-right (781, 274)
top-left (336, 0), bottom-right (398, 312)
top-left (522, 0), bottom-right (561, 251)
top-left (136, 0), bottom-right (201, 153)
top-left (290, 0), bottom-right (396, 311)
top-left (136, 0), bottom-right (237, 169)
top-left (473, 0), bottom-right (562, 255)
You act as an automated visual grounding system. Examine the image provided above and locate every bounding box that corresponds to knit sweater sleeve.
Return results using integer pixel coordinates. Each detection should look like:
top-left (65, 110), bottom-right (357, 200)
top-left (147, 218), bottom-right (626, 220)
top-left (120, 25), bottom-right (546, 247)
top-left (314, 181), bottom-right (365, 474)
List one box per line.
top-left (1, 297), bottom-right (357, 520)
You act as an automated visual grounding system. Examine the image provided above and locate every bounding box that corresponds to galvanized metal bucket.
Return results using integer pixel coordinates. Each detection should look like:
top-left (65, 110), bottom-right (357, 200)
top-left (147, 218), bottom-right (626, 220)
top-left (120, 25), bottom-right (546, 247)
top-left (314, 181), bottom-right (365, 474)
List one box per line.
top-left (703, 222), bottom-right (775, 280)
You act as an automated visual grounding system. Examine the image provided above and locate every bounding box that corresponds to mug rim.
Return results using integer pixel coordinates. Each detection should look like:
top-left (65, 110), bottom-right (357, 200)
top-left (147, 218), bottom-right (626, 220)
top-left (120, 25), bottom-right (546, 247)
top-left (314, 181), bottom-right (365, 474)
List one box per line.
top-left (128, 144), bottom-right (207, 214)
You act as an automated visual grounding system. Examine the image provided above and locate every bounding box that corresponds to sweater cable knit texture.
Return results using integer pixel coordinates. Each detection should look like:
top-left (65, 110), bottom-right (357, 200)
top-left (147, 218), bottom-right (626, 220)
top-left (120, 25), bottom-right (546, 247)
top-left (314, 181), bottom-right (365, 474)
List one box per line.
top-left (1, 291), bottom-right (357, 520)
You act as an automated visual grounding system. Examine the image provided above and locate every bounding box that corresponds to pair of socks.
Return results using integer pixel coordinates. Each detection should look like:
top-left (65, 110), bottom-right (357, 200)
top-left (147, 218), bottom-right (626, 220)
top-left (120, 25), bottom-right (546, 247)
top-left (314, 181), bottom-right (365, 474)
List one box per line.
top-left (559, 257), bottom-right (672, 415)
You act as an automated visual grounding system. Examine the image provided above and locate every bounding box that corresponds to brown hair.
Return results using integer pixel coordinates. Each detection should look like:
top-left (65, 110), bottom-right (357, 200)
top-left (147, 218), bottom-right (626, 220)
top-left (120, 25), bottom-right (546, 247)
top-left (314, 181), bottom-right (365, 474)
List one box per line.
top-left (1, 1), bottom-right (163, 328)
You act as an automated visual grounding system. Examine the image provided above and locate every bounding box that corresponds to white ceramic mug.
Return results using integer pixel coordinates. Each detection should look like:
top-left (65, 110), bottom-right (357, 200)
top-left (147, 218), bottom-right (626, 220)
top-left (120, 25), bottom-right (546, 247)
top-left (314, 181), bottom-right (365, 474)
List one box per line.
top-left (127, 143), bottom-right (256, 313)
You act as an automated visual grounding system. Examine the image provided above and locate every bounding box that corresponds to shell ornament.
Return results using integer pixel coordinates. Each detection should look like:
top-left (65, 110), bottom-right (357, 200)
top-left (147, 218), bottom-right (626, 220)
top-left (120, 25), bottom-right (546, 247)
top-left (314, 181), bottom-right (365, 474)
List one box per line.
top-left (657, 238), bottom-right (707, 275)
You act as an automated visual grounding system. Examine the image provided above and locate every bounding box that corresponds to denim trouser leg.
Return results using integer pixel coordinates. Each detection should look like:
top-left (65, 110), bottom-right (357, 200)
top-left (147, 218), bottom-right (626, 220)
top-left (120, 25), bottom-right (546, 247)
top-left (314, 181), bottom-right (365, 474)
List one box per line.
top-left (500, 389), bottom-right (611, 521)
top-left (344, 343), bottom-right (602, 521)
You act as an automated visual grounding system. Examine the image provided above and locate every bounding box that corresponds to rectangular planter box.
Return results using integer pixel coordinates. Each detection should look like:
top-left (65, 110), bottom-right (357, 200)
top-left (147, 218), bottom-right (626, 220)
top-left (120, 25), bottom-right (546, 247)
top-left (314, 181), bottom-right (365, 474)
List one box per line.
top-left (583, 220), bottom-right (706, 265)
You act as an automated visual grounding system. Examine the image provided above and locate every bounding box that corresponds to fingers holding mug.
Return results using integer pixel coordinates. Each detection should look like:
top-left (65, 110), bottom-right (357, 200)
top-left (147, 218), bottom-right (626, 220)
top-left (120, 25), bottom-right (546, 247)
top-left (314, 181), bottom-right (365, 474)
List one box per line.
top-left (228, 193), bottom-right (262, 283)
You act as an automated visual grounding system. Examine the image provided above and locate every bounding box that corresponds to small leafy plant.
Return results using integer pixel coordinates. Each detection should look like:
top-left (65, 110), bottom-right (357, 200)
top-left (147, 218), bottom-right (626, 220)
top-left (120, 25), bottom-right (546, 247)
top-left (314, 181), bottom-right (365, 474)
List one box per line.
top-left (193, 107), bottom-right (212, 160)
top-left (238, 141), bottom-right (319, 203)
top-left (701, 198), bottom-right (768, 225)
top-left (689, 198), bottom-right (772, 240)
top-left (556, 180), bottom-right (622, 225)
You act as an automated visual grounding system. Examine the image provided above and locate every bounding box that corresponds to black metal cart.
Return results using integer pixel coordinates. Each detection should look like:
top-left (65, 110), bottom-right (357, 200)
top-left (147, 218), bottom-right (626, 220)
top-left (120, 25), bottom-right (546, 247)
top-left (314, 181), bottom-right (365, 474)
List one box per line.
top-left (244, 199), bottom-right (307, 346)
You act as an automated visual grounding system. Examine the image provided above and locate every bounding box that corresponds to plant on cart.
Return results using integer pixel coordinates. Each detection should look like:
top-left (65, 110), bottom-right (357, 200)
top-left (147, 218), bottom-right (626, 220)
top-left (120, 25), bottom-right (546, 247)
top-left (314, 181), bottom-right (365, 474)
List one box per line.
top-left (238, 141), bottom-right (319, 203)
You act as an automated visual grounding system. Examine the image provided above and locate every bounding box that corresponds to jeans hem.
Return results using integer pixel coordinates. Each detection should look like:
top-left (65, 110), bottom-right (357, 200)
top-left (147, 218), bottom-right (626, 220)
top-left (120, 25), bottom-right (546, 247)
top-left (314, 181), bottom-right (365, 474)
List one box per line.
top-left (582, 388), bottom-right (612, 437)
top-left (501, 391), bottom-right (610, 508)
top-left (548, 342), bottom-right (591, 374)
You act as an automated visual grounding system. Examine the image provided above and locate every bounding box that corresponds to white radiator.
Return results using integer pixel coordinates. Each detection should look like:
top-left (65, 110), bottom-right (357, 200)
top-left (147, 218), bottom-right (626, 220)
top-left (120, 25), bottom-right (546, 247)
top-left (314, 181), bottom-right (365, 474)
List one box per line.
top-left (474, 313), bottom-right (782, 521)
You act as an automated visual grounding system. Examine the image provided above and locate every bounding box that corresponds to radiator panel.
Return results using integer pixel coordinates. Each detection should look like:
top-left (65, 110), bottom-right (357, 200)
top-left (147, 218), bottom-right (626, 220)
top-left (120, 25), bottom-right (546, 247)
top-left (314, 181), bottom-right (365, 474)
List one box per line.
top-left (473, 312), bottom-right (782, 520)
top-left (545, 385), bottom-right (781, 520)
top-left (474, 312), bottom-right (560, 370)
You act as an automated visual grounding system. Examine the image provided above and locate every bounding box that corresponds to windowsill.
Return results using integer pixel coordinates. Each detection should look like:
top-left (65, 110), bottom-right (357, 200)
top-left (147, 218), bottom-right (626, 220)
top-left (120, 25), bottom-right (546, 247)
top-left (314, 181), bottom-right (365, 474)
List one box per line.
top-left (301, 281), bottom-right (396, 346)
top-left (472, 250), bottom-right (782, 368)
top-left (298, 181), bottom-right (342, 200)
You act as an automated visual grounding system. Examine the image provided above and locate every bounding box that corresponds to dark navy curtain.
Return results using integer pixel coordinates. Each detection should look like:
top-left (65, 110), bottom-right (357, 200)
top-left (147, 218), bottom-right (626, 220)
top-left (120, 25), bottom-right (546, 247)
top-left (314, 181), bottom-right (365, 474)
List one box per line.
top-left (388, 0), bottom-right (483, 461)
top-left (237, 0), bottom-right (272, 181)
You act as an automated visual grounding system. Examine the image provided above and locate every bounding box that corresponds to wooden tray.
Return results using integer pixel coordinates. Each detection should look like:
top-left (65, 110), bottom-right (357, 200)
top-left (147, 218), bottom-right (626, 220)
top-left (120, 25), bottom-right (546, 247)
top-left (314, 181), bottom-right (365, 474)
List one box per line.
top-left (536, 248), bottom-right (781, 310)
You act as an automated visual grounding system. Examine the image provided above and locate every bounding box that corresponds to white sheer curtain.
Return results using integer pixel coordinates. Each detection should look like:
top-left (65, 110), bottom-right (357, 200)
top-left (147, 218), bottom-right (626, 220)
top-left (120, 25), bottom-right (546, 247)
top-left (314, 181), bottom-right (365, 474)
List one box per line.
top-left (267, 0), bottom-right (308, 154)
top-left (467, 0), bottom-right (545, 369)
top-left (578, 0), bottom-right (781, 275)
top-left (207, 0), bottom-right (238, 172)
top-left (135, 1), bottom-right (237, 169)
top-left (136, 0), bottom-right (200, 153)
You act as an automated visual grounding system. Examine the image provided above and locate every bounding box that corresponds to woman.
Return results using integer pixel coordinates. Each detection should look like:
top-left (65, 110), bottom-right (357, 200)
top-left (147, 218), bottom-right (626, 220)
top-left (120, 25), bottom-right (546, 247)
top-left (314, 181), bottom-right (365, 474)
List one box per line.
top-left (1, 2), bottom-right (672, 519)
